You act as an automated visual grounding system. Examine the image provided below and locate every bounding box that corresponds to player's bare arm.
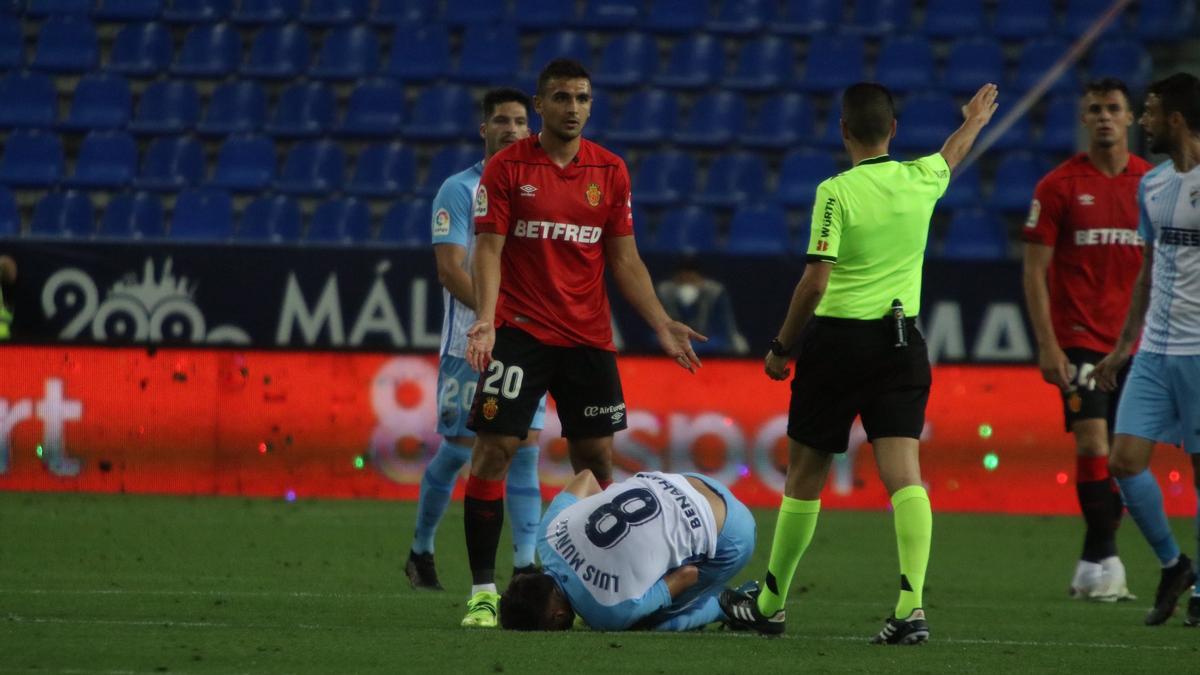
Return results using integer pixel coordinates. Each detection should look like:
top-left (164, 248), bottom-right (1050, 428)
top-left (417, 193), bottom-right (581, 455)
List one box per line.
top-left (433, 243), bottom-right (475, 311)
top-left (466, 232), bottom-right (506, 372)
top-left (562, 470), bottom-right (603, 499)
top-left (663, 565), bottom-right (700, 599)
top-left (1092, 242), bottom-right (1154, 392)
top-left (1022, 243), bottom-right (1070, 389)
top-left (603, 235), bottom-right (707, 373)
top-left (765, 261), bottom-right (832, 381)
top-left (939, 83), bottom-right (999, 171)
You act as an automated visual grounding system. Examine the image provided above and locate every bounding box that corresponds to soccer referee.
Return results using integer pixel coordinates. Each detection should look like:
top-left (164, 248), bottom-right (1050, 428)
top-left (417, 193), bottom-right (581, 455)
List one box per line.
top-left (720, 82), bottom-right (999, 644)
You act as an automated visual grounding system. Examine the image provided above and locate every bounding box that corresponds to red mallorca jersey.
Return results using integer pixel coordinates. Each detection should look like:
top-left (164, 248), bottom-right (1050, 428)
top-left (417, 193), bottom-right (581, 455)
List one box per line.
top-left (1021, 152), bottom-right (1152, 353)
top-left (474, 136), bottom-right (633, 350)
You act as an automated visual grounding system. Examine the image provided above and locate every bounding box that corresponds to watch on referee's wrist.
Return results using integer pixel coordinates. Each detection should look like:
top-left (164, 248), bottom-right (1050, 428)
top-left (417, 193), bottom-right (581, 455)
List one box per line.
top-left (769, 338), bottom-right (789, 357)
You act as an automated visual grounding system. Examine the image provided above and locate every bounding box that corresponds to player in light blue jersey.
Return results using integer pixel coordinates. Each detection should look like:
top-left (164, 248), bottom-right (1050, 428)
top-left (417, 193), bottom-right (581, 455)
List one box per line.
top-left (1092, 73), bottom-right (1200, 627)
top-left (407, 88), bottom-right (549, 592)
top-left (497, 470), bottom-right (755, 632)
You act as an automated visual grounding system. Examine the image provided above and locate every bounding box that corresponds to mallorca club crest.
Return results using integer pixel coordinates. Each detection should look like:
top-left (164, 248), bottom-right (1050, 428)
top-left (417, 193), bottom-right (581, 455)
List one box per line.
top-left (586, 182), bottom-right (602, 207)
top-left (482, 396), bottom-right (499, 420)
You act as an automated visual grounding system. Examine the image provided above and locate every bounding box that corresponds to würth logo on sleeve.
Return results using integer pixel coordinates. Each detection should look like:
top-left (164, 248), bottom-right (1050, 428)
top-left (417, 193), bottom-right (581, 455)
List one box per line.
top-left (586, 183), bottom-right (602, 207)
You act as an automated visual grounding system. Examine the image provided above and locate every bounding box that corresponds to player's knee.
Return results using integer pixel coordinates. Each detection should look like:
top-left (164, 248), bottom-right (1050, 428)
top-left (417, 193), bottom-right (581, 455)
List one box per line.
top-left (1107, 454), bottom-right (1141, 479)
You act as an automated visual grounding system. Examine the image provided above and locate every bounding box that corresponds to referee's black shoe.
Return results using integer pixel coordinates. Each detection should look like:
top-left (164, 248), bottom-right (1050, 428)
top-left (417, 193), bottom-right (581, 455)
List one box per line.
top-left (1145, 555), bottom-right (1196, 626)
top-left (718, 584), bottom-right (786, 636)
top-left (405, 550), bottom-right (443, 591)
top-left (871, 608), bottom-right (930, 645)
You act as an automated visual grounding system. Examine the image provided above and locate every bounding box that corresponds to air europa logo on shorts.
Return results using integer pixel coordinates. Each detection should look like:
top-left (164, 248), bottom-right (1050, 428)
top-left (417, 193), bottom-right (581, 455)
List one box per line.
top-left (584, 403), bottom-right (626, 421)
top-left (513, 220), bottom-right (603, 243)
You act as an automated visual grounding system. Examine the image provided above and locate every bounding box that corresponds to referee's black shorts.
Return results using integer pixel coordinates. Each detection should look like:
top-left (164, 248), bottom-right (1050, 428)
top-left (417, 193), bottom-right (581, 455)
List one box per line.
top-left (787, 316), bottom-right (931, 454)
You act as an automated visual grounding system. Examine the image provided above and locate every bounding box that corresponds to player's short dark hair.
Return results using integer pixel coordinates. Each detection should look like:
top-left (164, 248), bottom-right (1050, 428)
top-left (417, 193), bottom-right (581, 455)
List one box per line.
top-left (537, 58), bottom-right (590, 95)
top-left (842, 83), bottom-right (895, 145)
top-left (1148, 72), bottom-right (1200, 133)
top-left (1083, 77), bottom-right (1132, 108)
top-left (481, 87), bottom-right (531, 121)
top-left (499, 573), bottom-right (574, 631)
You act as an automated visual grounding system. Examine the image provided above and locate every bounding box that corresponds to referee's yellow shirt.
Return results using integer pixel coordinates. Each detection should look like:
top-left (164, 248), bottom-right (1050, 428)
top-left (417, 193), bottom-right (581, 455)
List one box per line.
top-left (806, 153), bottom-right (950, 320)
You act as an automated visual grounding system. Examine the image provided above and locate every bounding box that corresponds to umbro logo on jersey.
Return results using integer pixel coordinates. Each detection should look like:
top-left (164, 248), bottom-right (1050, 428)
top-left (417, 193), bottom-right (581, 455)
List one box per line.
top-left (1077, 194), bottom-right (1095, 206)
top-left (519, 184), bottom-right (538, 197)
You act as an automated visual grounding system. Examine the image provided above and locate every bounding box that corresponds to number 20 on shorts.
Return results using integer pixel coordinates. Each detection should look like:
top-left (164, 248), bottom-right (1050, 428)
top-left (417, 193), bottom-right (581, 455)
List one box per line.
top-left (481, 360), bottom-right (524, 400)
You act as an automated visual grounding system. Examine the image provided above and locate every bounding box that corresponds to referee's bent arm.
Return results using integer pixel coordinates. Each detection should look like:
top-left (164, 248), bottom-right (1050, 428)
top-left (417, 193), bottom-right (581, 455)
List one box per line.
top-left (939, 84), bottom-right (1000, 171)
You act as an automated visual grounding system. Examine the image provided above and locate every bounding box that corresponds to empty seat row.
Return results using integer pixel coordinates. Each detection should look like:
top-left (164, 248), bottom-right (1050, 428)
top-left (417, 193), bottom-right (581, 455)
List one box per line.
top-left (11, 0), bottom-right (423, 25)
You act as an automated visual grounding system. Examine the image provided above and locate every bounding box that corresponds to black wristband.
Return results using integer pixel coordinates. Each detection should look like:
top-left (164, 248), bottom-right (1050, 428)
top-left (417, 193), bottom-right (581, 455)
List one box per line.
top-left (769, 338), bottom-right (789, 357)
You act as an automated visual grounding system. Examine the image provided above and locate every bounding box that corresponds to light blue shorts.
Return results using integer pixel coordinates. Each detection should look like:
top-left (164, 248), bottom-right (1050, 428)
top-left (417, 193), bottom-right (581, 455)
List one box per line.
top-left (668, 473), bottom-right (756, 610)
top-left (1114, 352), bottom-right (1200, 453)
top-left (437, 355), bottom-right (546, 438)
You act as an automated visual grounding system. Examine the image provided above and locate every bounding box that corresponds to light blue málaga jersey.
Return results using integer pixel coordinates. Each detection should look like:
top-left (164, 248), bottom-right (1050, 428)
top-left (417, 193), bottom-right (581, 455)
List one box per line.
top-left (432, 161), bottom-right (483, 359)
top-left (1137, 161), bottom-right (1200, 355)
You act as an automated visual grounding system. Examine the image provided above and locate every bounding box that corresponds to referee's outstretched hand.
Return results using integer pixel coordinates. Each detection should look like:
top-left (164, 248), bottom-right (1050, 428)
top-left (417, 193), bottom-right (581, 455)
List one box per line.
top-left (465, 319), bottom-right (495, 372)
top-left (764, 351), bottom-right (790, 381)
top-left (962, 83), bottom-right (1000, 125)
top-left (656, 320), bottom-right (705, 373)
top-left (1090, 350), bottom-right (1130, 393)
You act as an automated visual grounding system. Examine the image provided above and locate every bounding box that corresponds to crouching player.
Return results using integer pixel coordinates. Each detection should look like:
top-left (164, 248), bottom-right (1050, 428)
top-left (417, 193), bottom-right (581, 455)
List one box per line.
top-left (499, 470), bottom-right (755, 631)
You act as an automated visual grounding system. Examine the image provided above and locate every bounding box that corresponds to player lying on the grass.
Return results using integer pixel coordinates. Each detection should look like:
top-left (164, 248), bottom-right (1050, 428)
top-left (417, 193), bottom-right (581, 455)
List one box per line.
top-left (499, 469), bottom-right (755, 631)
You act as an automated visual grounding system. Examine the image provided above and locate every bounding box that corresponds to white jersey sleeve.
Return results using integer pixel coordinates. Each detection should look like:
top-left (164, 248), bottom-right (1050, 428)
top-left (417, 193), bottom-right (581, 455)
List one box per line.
top-left (1139, 162), bottom-right (1200, 355)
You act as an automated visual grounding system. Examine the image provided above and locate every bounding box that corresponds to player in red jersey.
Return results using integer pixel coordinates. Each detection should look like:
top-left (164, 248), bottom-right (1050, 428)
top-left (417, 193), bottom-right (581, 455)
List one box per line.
top-left (457, 58), bottom-right (705, 628)
top-left (1021, 78), bottom-right (1152, 601)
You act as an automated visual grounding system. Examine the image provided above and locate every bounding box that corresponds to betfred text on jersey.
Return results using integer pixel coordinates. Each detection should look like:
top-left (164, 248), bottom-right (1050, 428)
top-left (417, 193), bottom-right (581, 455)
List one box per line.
top-left (1073, 229), bottom-right (1144, 246)
top-left (512, 220), bottom-right (603, 243)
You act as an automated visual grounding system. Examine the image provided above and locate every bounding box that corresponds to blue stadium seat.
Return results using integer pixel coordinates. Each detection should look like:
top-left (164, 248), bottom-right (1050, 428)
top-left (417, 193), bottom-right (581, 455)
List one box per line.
top-left (162, 0), bottom-right (231, 23)
top-left (646, 205), bottom-right (717, 253)
top-left (312, 25), bottom-right (378, 81)
top-left (172, 23), bottom-right (240, 77)
top-left (243, 23), bottom-right (311, 79)
top-left (198, 80), bottom-right (267, 135)
top-left (61, 73), bottom-right (132, 131)
top-left (673, 91), bottom-right (745, 148)
top-left (819, 103), bottom-right (845, 149)
top-left (373, 0), bottom-right (436, 25)
top-left (337, 79), bottom-right (405, 137)
top-left (379, 199), bottom-right (430, 247)
top-left (1137, 0), bottom-right (1196, 41)
top-left (237, 194), bottom-right (301, 242)
top-left (31, 190), bottom-right (93, 238)
top-left (0, 130), bottom-right (64, 186)
top-left (129, 80), bottom-right (199, 134)
top-left (108, 22), bottom-right (172, 77)
top-left (775, 148), bottom-right (837, 208)
top-left (93, 0), bottom-right (163, 20)
top-left (773, 0), bottom-right (840, 35)
top-left (577, 0), bottom-right (639, 29)
top-left (724, 37), bottom-right (793, 92)
top-left (633, 151), bottom-right (696, 207)
top-left (170, 188), bottom-right (233, 240)
top-left (1088, 38), bottom-right (1152, 90)
top-left (232, 0), bottom-right (300, 24)
top-left (895, 93), bottom-right (959, 152)
top-left (798, 34), bottom-right (865, 93)
top-left (456, 25), bottom-right (519, 84)
top-left (403, 85), bottom-right (474, 141)
top-left (1039, 95), bottom-right (1079, 152)
top-left (1063, 0), bottom-right (1128, 38)
top-left (266, 82), bottom-right (335, 138)
top-left (416, 144), bottom-right (475, 198)
top-left (695, 152), bottom-right (767, 209)
top-left (922, 0), bottom-right (984, 38)
top-left (443, 0), bottom-right (505, 25)
top-left (0, 15), bottom-right (23, 70)
top-left (385, 24), bottom-right (449, 81)
top-left (0, 71), bottom-right (57, 128)
top-left (990, 114), bottom-right (1033, 151)
top-left (653, 34), bottom-right (722, 90)
top-left (644, 0), bottom-right (705, 34)
top-left (26, 0), bottom-right (89, 15)
top-left (67, 130), bottom-right (138, 189)
top-left (210, 134), bottom-right (275, 191)
top-left (508, 0), bottom-right (567, 28)
top-left (726, 203), bottom-right (790, 254)
top-left (993, 0), bottom-right (1054, 40)
top-left (275, 140), bottom-right (345, 195)
top-left (307, 198), bottom-right (370, 244)
top-left (707, 0), bottom-right (773, 35)
top-left (31, 15), bottom-right (98, 72)
top-left (741, 92), bottom-right (814, 149)
top-left (990, 151), bottom-right (1049, 211)
top-left (347, 142), bottom-right (415, 197)
top-left (593, 33), bottom-right (655, 89)
top-left (607, 89), bottom-right (677, 146)
top-left (875, 36), bottom-right (935, 93)
top-left (100, 191), bottom-right (163, 238)
top-left (938, 165), bottom-right (982, 210)
top-left (944, 38), bottom-right (1005, 96)
top-left (1013, 39), bottom-right (1078, 95)
top-left (585, 94), bottom-right (611, 141)
top-left (522, 32), bottom-right (591, 84)
top-left (845, 0), bottom-right (911, 36)
top-left (0, 186), bottom-right (17, 237)
top-left (135, 135), bottom-right (204, 191)
top-left (302, 0), bottom-right (368, 25)
top-left (941, 209), bottom-right (1009, 260)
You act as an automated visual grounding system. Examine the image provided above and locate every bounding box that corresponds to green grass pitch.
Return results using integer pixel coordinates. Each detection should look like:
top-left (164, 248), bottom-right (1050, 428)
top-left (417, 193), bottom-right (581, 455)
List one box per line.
top-left (2, 492), bottom-right (1197, 673)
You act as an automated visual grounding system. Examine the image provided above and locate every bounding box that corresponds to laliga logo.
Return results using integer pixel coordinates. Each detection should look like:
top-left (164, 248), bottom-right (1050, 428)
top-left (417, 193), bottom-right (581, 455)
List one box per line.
top-left (41, 258), bottom-right (250, 344)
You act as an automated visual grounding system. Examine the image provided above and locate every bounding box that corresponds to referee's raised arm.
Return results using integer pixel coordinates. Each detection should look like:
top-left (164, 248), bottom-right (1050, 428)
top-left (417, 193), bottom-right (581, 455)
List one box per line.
top-left (939, 83), bottom-right (1000, 171)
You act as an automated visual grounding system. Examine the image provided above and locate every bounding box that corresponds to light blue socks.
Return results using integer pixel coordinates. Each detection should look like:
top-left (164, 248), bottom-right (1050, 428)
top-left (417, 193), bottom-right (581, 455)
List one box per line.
top-left (411, 440), bottom-right (472, 554)
top-left (1116, 470), bottom-right (1180, 566)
